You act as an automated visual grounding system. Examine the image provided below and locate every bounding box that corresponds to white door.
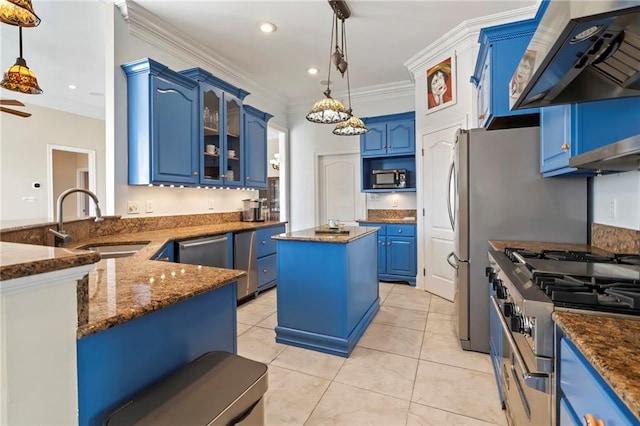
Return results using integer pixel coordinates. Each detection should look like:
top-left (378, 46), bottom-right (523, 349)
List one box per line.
top-left (317, 153), bottom-right (365, 226)
top-left (421, 124), bottom-right (460, 301)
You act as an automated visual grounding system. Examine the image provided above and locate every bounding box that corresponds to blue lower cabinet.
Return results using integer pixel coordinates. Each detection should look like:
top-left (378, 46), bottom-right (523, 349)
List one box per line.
top-left (541, 97), bottom-right (640, 177)
top-left (363, 222), bottom-right (417, 285)
top-left (256, 224), bottom-right (286, 293)
top-left (556, 331), bottom-right (637, 425)
top-left (152, 241), bottom-right (175, 262)
top-left (77, 283), bottom-right (237, 426)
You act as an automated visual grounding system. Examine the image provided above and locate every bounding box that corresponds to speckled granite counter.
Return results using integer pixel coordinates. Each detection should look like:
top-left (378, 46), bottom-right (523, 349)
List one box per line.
top-left (273, 225), bottom-right (379, 244)
top-left (1, 221), bottom-right (286, 338)
top-left (358, 218), bottom-right (417, 224)
top-left (488, 240), bottom-right (615, 256)
top-left (553, 311), bottom-right (640, 419)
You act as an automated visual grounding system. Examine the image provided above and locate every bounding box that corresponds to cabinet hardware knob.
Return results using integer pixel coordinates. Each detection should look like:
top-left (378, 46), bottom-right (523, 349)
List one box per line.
top-left (263, 269), bottom-right (268, 273)
top-left (398, 229), bottom-right (403, 233)
top-left (561, 142), bottom-right (570, 151)
top-left (193, 171), bottom-right (199, 176)
top-left (246, 176), bottom-right (250, 180)
top-left (584, 414), bottom-right (604, 426)
top-left (262, 241), bottom-right (266, 245)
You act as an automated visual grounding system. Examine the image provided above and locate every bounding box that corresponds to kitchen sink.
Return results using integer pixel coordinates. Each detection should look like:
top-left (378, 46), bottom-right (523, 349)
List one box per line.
top-left (80, 243), bottom-right (148, 259)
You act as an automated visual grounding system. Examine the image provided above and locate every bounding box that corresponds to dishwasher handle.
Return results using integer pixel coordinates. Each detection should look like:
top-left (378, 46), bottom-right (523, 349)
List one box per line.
top-left (179, 235), bottom-right (227, 249)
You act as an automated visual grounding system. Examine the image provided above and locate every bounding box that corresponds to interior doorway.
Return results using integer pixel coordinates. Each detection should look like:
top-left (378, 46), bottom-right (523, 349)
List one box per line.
top-left (265, 125), bottom-right (288, 225)
top-left (316, 151), bottom-right (365, 227)
top-left (47, 145), bottom-right (97, 222)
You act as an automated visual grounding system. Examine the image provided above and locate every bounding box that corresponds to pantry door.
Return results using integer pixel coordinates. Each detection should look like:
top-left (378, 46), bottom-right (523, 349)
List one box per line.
top-left (317, 152), bottom-right (365, 227)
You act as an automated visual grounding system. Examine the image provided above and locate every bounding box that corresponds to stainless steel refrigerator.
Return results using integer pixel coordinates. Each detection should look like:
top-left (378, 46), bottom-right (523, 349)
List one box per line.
top-left (447, 127), bottom-right (587, 354)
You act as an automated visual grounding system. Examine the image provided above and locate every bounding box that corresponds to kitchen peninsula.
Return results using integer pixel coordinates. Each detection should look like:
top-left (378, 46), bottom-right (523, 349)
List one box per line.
top-left (273, 225), bottom-right (379, 357)
top-left (0, 217), bottom-right (285, 425)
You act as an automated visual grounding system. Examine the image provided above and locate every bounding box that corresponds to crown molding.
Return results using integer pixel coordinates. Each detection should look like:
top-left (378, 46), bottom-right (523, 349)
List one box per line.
top-left (121, 0), bottom-right (288, 109)
top-left (404, 4), bottom-right (538, 75)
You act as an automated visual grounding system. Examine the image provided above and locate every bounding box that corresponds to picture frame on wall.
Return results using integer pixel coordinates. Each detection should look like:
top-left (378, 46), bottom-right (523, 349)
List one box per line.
top-left (426, 53), bottom-right (456, 114)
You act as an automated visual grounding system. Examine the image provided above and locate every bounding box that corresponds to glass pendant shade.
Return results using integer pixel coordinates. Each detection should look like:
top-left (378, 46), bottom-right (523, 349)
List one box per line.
top-left (1, 56), bottom-right (43, 94)
top-left (333, 114), bottom-right (368, 136)
top-left (0, 0), bottom-right (40, 27)
top-left (306, 91), bottom-right (350, 124)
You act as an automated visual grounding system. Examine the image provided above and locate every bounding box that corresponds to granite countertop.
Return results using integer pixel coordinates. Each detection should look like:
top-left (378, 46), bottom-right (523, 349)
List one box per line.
top-left (1, 221), bottom-right (286, 338)
top-left (488, 240), bottom-right (615, 256)
top-left (357, 218), bottom-right (417, 224)
top-left (273, 225), bottom-right (379, 244)
top-left (553, 311), bottom-right (640, 419)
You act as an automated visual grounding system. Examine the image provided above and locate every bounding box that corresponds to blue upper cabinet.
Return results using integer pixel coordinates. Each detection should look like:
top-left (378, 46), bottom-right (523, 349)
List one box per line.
top-left (471, 3), bottom-right (547, 130)
top-left (243, 105), bottom-right (273, 189)
top-left (540, 97), bottom-right (640, 177)
top-left (180, 68), bottom-right (250, 188)
top-left (122, 58), bottom-right (200, 186)
top-left (361, 112), bottom-right (415, 157)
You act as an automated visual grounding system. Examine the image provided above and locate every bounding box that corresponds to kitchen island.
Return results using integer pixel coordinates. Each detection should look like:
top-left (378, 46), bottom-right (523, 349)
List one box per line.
top-left (273, 225), bottom-right (379, 357)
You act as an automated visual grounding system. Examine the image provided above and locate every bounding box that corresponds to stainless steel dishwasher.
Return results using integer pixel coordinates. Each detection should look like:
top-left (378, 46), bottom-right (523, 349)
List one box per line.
top-left (234, 231), bottom-right (257, 301)
top-left (177, 235), bottom-right (228, 268)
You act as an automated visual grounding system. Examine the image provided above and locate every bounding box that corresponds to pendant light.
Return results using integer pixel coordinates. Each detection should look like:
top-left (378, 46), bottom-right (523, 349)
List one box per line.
top-left (1, 26), bottom-right (43, 94)
top-left (306, 8), bottom-right (349, 124)
top-left (0, 0), bottom-right (40, 27)
top-left (332, 12), bottom-right (368, 136)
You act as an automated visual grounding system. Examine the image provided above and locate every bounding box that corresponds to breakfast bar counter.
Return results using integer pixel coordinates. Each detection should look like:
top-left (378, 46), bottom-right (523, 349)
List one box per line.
top-left (274, 225), bottom-right (380, 357)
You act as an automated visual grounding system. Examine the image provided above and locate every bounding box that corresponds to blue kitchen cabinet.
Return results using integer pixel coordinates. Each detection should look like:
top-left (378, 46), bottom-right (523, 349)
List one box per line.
top-left (243, 105), bottom-right (273, 190)
top-left (152, 241), bottom-right (175, 262)
top-left (361, 222), bottom-right (416, 285)
top-left (471, 4), bottom-right (547, 129)
top-left (540, 97), bottom-right (640, 177)
top-left (180, 67), bottom-right (250, 188)
top-left (556, 331), bottom-right (636, 425)
top-left (360, 112), bottom-right (416, 193)
top-left (122, 58), bottom-right (200, 186)
top-left (256, 224), bottom-right (286, 293)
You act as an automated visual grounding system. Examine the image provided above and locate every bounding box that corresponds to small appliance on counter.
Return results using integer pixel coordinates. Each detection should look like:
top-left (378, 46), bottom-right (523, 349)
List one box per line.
top-left (242, 199), bottom-right (267, 222)
top-left (372, 168), bottom-right (407, 189)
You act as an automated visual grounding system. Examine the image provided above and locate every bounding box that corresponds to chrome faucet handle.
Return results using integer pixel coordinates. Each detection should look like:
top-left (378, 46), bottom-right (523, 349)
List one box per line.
top-left (49, 228), bottom-right (73, 245)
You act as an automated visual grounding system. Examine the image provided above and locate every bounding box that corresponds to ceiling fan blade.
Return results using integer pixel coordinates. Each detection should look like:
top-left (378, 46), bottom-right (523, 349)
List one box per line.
top-left (0, 99), bottom-right (25, 106)
top-left (0, 106), bottom-right (31, 118)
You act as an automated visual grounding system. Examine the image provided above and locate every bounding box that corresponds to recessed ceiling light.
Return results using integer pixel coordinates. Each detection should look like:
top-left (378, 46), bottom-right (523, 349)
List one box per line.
top-left (68, 84), bottom-right (77, 90)
top-left (307, 67), bottom-right (319, 75)
top-left (260, 22), bottom-right (277, 33)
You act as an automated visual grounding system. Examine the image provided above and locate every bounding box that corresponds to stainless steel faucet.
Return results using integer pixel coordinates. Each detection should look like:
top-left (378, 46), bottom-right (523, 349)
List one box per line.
top-left (49, 188), bottom-right (104, 246)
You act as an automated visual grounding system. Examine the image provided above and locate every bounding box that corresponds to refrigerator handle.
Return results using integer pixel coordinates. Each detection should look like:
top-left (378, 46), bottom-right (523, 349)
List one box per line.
top-left (446, 160), bottom-right (455, 230)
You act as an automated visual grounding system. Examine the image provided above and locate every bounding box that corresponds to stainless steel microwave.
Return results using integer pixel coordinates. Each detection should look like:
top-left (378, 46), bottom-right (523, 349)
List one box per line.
top-left (372, 169), bottom-right (407, 189)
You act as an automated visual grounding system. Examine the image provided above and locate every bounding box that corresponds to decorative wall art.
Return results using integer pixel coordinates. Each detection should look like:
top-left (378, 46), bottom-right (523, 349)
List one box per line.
top-left (426, 54), bottom-right (456, 114)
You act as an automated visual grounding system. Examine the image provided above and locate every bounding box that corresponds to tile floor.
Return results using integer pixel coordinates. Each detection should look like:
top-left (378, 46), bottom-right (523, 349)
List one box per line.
top-left (237, 282), bottom-right (507, 426)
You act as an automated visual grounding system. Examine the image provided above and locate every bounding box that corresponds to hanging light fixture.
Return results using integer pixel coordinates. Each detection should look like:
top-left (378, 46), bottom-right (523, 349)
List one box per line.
top-left (0, 0), bottom-right (40, 27)
top-left (1, 26), bottom-right (43, 94)
top-left (305, 3), bottom-right (350, 124)
top-left (332, 10), bottom-right (368, 136)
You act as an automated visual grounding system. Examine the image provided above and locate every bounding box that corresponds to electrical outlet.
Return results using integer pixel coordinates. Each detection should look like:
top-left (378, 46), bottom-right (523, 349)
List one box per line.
top-left (392, 197), bottom-right (399, 207)
top-left (145, 200), bottom-right (154, 213)
top-left (127, 201), bottom-right (140, 214)
top-left (208, 200), bottom-right (215, 210)
top-left (370, 194), bottom-right (380, 201)
top-left (609, 199), bottom-right (617, 218)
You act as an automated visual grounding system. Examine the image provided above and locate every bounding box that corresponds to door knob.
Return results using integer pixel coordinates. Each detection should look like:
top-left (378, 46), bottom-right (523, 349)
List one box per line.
top-left (561, 142), bottom-right (570, 151)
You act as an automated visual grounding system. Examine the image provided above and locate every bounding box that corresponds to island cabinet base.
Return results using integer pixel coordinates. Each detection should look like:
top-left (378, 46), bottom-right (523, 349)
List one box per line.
top-left (77, 283), bottom-right (237, 426)
top-left (275, 231), bottom-right (379, 358)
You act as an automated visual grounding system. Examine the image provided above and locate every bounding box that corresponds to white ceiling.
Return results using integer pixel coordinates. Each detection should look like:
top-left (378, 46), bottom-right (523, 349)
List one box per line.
top-left (0, 0), bottom-right (538, 119)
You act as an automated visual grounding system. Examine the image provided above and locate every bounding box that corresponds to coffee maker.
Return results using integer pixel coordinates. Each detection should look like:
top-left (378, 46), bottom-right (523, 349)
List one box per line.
top-left (242, 199), bottom-right (267, 222)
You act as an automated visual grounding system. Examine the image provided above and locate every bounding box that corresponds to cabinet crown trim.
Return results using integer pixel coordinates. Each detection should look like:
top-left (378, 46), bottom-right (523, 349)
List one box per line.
top-left (244, 104), bottom-right (274, 122)
top-left (122, 58), bottom-right (199, 89)
top-left (362, 111), bottom-right (415, 125)
top-left (180, 67), bottom-right (250, 100)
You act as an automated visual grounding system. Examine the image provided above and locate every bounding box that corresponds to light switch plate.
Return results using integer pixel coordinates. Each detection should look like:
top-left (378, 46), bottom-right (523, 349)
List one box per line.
top-left (145, 200), bottom-right (153, 213)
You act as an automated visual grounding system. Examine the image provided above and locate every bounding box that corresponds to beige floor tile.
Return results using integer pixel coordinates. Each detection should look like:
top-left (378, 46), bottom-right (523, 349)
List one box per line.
top-left (334, 347), bottom-right (418, 401)
top-left (255, 287), bottom-right (278, 305)
top-left (379, 282), bottom-right (394, 295)
top-left (425, 312), bottom-right (457, 337)
top-left (256, 312), bottom-right (278, 330)
top-left (237, 327), bottom-right (287, 364)
top-left (237, 323), bottom-right (252, 336)
top-left (237, 300), bottom-right (277, 326)
top-left (407, 402), bottom-right (500, 426)
top-left (420, 331), bottom-right (492, 373)
top-left (357, 323), bottom-right (423, 358)
top-left (271, 346), bottom-right (346, 380)
top-left (372, 305), bottom-right (427, 331)
top-left (305, 381), bottom-right (410, 426)
top-left (390, 283), bottom-right (422, 294)
top-left (412, 360), bottom-right (506, 424)
top-left (264, 365), bottom-right (330, 426)
top-left (429, 296), bottom-right (455, 316)
top-left (383, 292), bottom-right (431, 312)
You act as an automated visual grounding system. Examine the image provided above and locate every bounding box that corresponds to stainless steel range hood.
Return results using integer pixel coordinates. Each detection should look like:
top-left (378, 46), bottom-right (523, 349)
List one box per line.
top-left (510, 1), bottom-right (640, 110)
top-left (569, 134), bottom-right (640, 171)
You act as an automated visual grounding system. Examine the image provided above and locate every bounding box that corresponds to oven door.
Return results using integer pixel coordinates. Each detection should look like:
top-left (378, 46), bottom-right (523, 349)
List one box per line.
top-left (490, 297), bottom-right (552, 426)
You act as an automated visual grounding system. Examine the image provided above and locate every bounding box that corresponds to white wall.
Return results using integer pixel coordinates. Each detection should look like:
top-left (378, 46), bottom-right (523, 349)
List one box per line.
top-left (593, 171), bottom-right (640, 230)
top-left (112, 7), bottom-right (288, 217)
top-left (287, 92), bottom-right (415, 231)
top-left (0, 105), bottom-right (105, 227)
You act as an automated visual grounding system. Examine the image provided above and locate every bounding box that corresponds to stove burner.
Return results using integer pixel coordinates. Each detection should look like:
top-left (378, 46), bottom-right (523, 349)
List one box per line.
top-left (502, 248), bottom-right (638, 265)
top-left (541, 250), bottom-right (616, 263)
top-left (616, 254), bottom-right (640, 266)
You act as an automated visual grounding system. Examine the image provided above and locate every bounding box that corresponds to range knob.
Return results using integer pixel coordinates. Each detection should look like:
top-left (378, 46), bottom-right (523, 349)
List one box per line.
top-left (510, 316), bottom-right (523, 333)
top-left (488, 271), bottom-right (496, 282)
top-left (492, 278), bottom-right (502, 291)
top-left (503, 302), bottom-right (515, 317)
top-left (496, 286), bottom-right (507, 300)
top-left (485, 267), bottom-right (493, 277)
